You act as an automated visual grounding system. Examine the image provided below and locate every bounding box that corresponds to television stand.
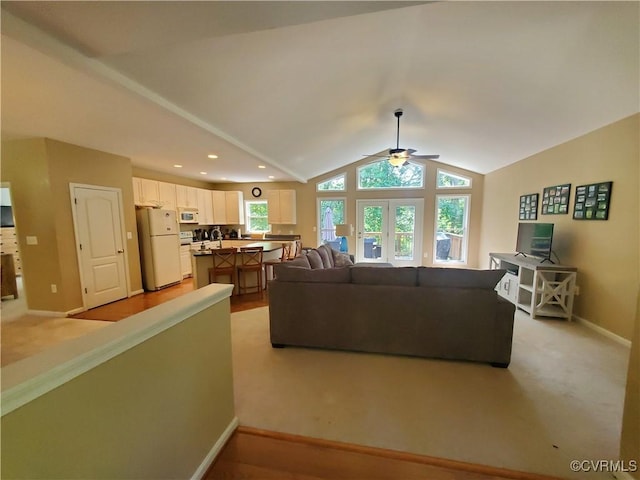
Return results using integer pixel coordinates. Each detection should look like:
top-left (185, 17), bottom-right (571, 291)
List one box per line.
top-left (489, 253), bottom-right (577, 320)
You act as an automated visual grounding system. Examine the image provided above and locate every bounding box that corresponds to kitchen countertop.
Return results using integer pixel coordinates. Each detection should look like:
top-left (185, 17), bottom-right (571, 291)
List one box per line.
top-left (192, 241), bottom-right (284, 255)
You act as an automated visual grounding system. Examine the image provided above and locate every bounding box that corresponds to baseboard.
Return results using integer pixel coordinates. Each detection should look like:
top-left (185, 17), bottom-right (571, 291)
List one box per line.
top-left (191, 416), bottom-right (238, 479)
top-left (129, 289), bottom-right (145, 297)
top-left (26, 309), bottom-right (69, 317)
top-left (66, 306), bottom-right (85, 316)
top-left (573, 315), bottom-right (632, 348)
top-left (613, 471), bottom-right (638, 480)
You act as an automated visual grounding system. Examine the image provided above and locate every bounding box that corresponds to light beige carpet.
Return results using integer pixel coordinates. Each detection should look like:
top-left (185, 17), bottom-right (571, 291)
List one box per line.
top-left (230, 307), bottom-right (630, 480)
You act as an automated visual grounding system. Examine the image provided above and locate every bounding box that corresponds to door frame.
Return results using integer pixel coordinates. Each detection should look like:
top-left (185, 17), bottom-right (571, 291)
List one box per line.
top-left (355, 198), bottom-right (424, 266)
top-left (69, 183), bottom-right (131, 310)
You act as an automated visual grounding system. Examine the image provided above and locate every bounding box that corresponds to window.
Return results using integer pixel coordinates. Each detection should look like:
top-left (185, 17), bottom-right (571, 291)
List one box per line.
top-left (358, 159), bottom-right (424, 190)
top-left (245, 200), bottom-right (269, 233)
top-left (436, 169), bottom-right (472, 188)
top-left (317, 198), bottom-right (345, 247)
top-left (317, 173), bottom-right (346, 191)
top-left (434, 195), bottom-right (470, 264)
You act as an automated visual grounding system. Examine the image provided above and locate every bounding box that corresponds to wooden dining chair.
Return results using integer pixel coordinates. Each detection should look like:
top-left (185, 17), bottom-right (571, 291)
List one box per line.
top-left (208, 248), bottom-right (237, 294)
top-left (290, 239), bottom-right (302, 259)
top-left (264, 242), bottom-right (293, 286)
top-left (237, 246), bottom-right (264, 294)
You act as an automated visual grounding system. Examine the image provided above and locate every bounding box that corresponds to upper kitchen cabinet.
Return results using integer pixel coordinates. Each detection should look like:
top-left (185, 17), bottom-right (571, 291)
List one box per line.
top-left (175, 185), bottom-right (198, 208)
top-left (225, 191), bottom-right (245, 225)
top-left (133, 177), bottom-right (160, 207)
top-left (196, 188), bottom-right (214, 225)
top-left (267, 189), bottom-right (296, 224)
top-left (158, 182), bottom-right (177, 211)
top-left (211, 190), bottom-right (227, 225)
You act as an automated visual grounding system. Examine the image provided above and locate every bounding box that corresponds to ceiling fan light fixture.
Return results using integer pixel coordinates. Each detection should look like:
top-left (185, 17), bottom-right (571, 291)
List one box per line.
top-left (388, 155), bottom-right (406, 167)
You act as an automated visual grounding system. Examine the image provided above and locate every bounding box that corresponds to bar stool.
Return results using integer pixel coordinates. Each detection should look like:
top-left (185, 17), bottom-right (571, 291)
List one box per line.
top-left (264, 242), bottom-right (292, 285)
top-left (291, 239), bottom-right (302, 259)
top-left (237, 246), bottom-right (264, 294)
top-left (208, 248), bottom-right (237, 295)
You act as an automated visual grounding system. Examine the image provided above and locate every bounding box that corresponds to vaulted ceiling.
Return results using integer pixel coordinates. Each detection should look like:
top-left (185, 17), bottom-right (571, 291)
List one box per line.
top-left (1, 1), bottom-right (638, 184)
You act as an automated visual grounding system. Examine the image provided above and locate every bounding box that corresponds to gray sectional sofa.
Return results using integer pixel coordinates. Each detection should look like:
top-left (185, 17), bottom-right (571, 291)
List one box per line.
top-left (269, 245), bottom-right (516, 367)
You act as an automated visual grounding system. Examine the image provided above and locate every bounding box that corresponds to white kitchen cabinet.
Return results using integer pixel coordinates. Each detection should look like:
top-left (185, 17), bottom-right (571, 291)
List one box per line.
top-left (197, 188), bottom-right (214, 225)
top-left (225, 191), bottom-right (245, 225)
top-left (132, 177), bottom-right (161, 206)
top-left (211, 190), bottom-right (227, 225)
top-left (158, 182), bottom-right (177, 211)
top-left (267, 189), bottom-right (296, 224)
top-left (179, 245), bottom-right (192, 278)
top-left (175, 185), bottom-right (198, 208)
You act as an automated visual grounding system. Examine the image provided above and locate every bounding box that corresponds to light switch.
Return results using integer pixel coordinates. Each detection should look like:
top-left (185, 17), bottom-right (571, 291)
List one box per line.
top-left (127, 232), bottom-right (133, 240)
top-left (26, 236), bottom-right (38, 245)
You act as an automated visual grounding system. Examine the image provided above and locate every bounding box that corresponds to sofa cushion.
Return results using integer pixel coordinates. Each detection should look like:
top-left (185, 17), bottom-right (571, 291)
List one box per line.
top-left (351, 266), bottom-right (417, 286)
top-left (418, 267), bottom-right (506, 289)
top-left (332, 249), bottom-right (354, 267)
top-left (287, 255), bottom-right (311, 269)
top-left (316, 244), bottom-right (335, 268)
top-left (306, 249), bottom-right (324, 269)
top-left (274, 265), bottom-right (351, 283)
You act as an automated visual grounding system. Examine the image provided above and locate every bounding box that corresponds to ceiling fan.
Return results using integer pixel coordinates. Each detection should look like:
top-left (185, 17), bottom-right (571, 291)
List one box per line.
top-left (371, 109), bottom-right (440, 167)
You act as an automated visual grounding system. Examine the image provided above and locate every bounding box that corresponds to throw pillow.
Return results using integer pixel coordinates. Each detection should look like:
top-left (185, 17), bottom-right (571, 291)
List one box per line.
top-left (332, 249), bottom-right (354, 267)
top-left (306, 249), bottom-right (324, 269)
top-left (316, 244), bottom-right (335, 268)
top-left (286, 255), bottom-right (311, 269)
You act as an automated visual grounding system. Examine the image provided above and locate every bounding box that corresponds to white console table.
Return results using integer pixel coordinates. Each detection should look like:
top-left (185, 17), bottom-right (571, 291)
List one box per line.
top-left (489, 253), bottom-right (577, 320)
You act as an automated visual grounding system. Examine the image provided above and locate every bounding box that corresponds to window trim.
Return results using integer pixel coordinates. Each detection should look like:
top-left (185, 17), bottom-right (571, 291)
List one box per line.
top-left (436, 168), bottom-right (472, 189)
top-left (316, 172), bottom-right (347, 192)
top-left (357, 159), bottom-right (425, 191)
top-left (433, 194), bottom-right (471, 265)
top-left (244, 199), bottom-right (270, 233)
top-left (317, 196), bottom-right (347, 246)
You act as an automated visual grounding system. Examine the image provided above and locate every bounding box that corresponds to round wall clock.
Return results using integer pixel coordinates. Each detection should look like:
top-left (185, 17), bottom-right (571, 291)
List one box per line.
top-left (251, 187), bottom-right (262, 198)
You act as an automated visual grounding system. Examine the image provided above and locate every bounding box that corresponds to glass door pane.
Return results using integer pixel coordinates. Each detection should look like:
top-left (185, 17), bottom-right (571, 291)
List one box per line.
top-left (390, 199), bottom-right (423, 267)
top-left (356, 200), bottom-right (387, 263)
top-left (435, 195), bottom-right (470, 263)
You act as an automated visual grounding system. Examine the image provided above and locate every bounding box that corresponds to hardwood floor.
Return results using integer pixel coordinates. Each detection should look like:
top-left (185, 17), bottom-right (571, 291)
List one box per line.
top-left (70, 279), bottom-right (268, 321)
top-left (205, 427), bottom-right (561, 480)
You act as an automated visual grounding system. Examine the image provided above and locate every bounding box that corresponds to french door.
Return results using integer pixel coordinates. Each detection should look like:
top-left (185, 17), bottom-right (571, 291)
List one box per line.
top-left (355, 199), bottom-right (423, 266)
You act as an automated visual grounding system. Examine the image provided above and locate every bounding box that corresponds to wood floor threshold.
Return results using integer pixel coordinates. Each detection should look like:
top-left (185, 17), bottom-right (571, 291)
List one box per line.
top-left (235, 426), bottom-right (564, 480)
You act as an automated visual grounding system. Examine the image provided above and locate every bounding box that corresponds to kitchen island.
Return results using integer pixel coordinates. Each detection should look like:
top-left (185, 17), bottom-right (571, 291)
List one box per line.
top-left (191, 241), bottom-right (284, 291)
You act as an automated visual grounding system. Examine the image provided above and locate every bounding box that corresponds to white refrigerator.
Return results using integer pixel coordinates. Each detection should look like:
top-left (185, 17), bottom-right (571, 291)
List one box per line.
top-left (136, 208), bottom-right (182, 291)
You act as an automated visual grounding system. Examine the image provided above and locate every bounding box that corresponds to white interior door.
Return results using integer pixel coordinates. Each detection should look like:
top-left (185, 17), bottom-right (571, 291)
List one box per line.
top-left (72, 185), bottom-right (128, 309)
top-left (356, 199), bottom-right (423, 266)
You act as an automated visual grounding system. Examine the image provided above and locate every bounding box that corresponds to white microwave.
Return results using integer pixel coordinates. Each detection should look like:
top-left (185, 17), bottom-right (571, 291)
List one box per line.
top-left (178, 208), bottom-right (199, 224)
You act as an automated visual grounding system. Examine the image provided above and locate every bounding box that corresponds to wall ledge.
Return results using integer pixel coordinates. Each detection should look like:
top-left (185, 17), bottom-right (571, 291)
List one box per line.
top-left (1, 283), bottom-right (232, 416)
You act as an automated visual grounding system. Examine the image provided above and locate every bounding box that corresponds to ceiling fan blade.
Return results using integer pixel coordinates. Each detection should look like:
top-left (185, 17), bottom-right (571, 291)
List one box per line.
top-left (410, 154), bottom-right (440, 160)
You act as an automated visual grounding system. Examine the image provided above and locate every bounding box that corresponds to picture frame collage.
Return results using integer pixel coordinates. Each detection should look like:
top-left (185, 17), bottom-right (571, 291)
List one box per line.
top-left (518, 181), bottom-right (613, 221)
top-left (519, 193), bottom-right (538, 220)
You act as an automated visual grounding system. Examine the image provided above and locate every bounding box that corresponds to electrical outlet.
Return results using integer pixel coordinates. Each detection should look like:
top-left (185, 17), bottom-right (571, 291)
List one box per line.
top-left (51, 284), bottom-right (57, 293)
top-left (423, 252), bottom-right (429, 258)
top-left (26, 235), bottom-right (38, 245)
top-left (574, 285), bottom-right (580, 296)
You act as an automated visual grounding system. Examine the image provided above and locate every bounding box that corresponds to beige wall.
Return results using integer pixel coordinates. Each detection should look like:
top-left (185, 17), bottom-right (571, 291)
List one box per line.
top-left (1, 299), bottom-right (235, 479)
top-left (212, 158), bottom-right (485, 267)
top-left (1, 138), bottom-right (143, 313)
top-left (479, 114), bottom-right (639, 340)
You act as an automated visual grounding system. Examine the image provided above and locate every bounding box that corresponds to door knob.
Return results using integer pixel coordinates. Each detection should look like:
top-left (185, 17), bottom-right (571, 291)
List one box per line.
top-left (117, 249), bottom-right (124, 253)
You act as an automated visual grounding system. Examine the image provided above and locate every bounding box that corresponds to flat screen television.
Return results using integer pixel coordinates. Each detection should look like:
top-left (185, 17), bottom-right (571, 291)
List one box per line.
top-left (516, 222), bottom-right (554, 262)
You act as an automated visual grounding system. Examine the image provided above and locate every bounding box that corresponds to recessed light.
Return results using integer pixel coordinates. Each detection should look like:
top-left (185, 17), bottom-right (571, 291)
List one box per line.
top-left (268, 175), bottom-right (275, 179)
top-left (173, 164), bottom-right (183, 168)
top-left (207, 154), bottom-right (218, 159)
top-left (200, 172), bottom-right (207, 175)
top-left (221, 177), bottom-right (227, 180)
top-left (258, 165), bottom-right (266, 169)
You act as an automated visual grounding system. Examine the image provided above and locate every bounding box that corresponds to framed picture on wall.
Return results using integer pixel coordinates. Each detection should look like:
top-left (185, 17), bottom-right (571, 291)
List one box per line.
top-left (519, 193), bottom-right (538, 220)
top-left (573, 181), bottom-right (613, 220)
top-left (541, 183), bottom-right (571, 215)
